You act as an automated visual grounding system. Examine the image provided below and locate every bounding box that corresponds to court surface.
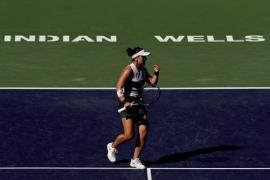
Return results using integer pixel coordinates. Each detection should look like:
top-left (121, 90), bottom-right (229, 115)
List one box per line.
top-left (0, 89), bottom-right (269, 179)
top-left (1, 0), bottom-right (270, 179)
top-left (0, 0), bottom-right (270, 87)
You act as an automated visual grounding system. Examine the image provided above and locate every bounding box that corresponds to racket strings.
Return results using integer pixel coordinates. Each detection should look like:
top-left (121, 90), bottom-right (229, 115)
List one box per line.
top-left (142, 85), bottom-right (161, 105)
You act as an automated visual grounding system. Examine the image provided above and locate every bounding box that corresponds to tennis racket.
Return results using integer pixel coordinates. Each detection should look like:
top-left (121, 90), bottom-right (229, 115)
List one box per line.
top-left (118, 84), bottom-right (161, 113)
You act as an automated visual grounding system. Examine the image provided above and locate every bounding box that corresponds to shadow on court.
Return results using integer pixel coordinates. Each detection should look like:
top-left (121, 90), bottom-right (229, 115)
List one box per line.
top-left (114, 145), bottom-right (242, 166)
top-left (148, 145), bottom-right (242, 165)
top-left (0, 89), bottom-right (269, 168)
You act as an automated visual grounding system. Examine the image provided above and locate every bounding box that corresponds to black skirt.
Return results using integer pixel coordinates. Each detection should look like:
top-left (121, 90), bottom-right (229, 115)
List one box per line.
top-left (118, 96), bottom-right (148, 118)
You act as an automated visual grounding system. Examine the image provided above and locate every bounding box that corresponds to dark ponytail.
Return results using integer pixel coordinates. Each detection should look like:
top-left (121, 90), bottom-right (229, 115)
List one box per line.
top-left (126, 47), bottom-right (143, 58)
top-left (126, 48), bottom-right (135, 57)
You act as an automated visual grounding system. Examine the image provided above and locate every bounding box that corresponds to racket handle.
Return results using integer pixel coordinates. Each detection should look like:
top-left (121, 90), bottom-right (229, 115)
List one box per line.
top-left (118, 101), bottom-right (138, 113)
top-left (118, 107), bottom-right (126, 113)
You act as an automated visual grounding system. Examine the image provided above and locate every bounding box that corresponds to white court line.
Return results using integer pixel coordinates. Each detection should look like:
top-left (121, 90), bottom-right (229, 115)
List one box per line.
top-left (149, 167), bottom-right (270, 170)
top-left (0, 167), bottom-right (137, 170)
top-left (0, 167), bottom-right (269, 180)
top-left (147, 168), bottom-right (152, 180)
top-left (0, 167), bottom-right (269, 170)
top-left (147, 168), bottom-right (270, 180)
top-left (1, 87), bottom-right (270, 90)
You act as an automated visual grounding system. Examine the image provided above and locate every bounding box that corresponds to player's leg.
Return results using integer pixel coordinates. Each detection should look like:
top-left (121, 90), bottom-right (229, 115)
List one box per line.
top-left (107, 117), bottom-right (134, 163)
top-left (112, 117), bottom-right (134, 148)
top-left (133, 124), bottom-right (148, 158)
top-left (130, 114), bottom-right (148, 169)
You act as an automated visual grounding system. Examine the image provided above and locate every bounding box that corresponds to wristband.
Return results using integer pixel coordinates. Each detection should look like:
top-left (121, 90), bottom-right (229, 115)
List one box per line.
top-left (117, 90), bottom-right (124, 97)
top-left (154, 71), bottom-right (159, 76)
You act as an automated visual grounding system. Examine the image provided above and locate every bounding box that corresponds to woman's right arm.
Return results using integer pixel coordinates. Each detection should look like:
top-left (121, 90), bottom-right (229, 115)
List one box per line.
top-left (115, 66), bottom-right (132, 104)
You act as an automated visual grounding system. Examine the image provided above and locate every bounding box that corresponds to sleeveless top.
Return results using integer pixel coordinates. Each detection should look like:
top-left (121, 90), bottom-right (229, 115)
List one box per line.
top-left (123, 63), bottom-right (147, 97)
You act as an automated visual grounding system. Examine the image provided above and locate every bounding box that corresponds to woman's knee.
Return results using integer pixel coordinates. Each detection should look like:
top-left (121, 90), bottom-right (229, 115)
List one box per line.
top-left (124, 132), bottom-right (134, 140)
top-left (139, 126), bottom-right (148, 137)
top-left (122, 118), bottom-right (134, 140)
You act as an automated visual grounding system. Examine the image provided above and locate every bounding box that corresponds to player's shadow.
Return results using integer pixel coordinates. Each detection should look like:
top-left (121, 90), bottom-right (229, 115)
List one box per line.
top-left (145, 145), bottom-right (242, 166)
top-left (114, 145), bottom-right (242, 165)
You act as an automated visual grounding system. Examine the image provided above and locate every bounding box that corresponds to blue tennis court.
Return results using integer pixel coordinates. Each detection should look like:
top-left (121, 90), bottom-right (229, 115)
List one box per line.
top-left (0, 89), bottom-right (269, 179)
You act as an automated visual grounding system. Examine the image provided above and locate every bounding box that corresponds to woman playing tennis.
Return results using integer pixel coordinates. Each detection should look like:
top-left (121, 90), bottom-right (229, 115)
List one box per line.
top-left (107, 47), bottom-right (160, 169)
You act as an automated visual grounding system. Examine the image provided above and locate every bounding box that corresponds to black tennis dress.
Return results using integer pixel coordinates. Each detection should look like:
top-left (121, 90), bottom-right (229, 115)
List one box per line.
top-left (118, 63), bottom-right (148, 126)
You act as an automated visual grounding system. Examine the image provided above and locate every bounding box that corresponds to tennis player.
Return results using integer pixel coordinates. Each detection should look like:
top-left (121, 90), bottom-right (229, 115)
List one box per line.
top-left (107, 47), bottom-right (160, 169)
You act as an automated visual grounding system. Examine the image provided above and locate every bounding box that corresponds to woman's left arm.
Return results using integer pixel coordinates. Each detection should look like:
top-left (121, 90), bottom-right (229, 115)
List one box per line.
top-left (146, 64), bottom-right (160, 86)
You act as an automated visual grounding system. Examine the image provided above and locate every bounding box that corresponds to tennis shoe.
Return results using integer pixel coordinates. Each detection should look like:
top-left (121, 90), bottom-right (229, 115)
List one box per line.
top-left (130, 158), bottom-right (146, 169)
top-left (107, 142), bottom-right (117, 163)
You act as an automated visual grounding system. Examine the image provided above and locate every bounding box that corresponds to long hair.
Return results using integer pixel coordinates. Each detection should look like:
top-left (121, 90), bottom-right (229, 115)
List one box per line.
top-left (126, 47), bottom-right (143, 59)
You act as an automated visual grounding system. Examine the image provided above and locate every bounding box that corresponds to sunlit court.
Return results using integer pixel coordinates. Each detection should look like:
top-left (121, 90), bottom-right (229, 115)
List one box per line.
top-left (0, 0), bottom-right (270, 179)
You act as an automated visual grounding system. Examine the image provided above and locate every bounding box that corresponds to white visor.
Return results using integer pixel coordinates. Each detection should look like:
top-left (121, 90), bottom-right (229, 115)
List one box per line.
top-left (131, 50), bottom-right (151, 59)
